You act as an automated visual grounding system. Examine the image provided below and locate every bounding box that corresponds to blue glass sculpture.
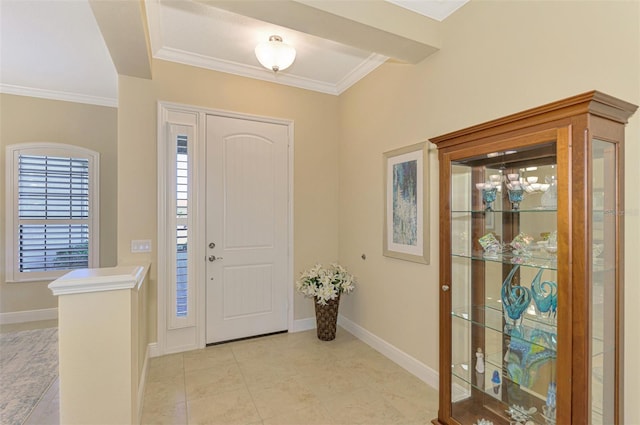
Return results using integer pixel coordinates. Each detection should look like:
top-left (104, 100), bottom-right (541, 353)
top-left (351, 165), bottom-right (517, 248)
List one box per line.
top-left (491, 370), bottom-right (501, 395)
top-left (546, 382), bottom-right (557, 409)
top-left (482, 187), bottom-right (498, 211)
top-left (530, 328), bottom-right (557, 351)
top-left (501, 265), bottom-right (532, 327)
top-left (505, 327), bottom-right (556, 389)
top-left (507, 188), bottom-right (525, 210)
top-left (505, 174), bottom-right (525, 210)
top-left (530, 268), bottom-right (558, 318)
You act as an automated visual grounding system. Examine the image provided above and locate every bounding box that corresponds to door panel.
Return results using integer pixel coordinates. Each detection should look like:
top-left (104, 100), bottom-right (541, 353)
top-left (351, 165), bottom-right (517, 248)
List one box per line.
top-left (223, 264), bottom-right (273, 318)
top-left (205, 115), bottom-right (288, 344)
top-left (224, 135), bottom-right (275, 248)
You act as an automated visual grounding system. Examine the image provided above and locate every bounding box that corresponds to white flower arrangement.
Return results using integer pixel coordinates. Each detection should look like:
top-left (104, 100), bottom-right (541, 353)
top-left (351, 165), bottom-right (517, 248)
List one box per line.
top-left (296, 263), bottom-right (356, 305)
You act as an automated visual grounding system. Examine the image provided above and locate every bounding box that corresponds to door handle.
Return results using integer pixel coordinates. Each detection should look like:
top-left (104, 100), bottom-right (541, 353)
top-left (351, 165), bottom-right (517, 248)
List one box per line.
top-left (208, 255), bottom-right (223, 262)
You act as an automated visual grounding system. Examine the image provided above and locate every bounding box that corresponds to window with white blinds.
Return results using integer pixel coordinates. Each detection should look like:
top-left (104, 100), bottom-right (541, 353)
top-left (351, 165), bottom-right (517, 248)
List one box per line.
top-left (176, 135), bottom-right (188, 318)
top-left (5, 143), bottom-right (99, 282)
top-left (166, 120), bottom-right (195, 330)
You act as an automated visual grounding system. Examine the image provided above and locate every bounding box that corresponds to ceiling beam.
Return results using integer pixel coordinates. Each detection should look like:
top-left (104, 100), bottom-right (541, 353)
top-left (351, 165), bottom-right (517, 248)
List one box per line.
top-left (89, 0), bottom-right (152, 79)
top-left (199, 0), bottom-right (441, 64)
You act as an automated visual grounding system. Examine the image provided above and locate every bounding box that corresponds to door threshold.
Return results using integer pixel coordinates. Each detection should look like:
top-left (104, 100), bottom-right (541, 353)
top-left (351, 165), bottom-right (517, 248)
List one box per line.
top-left (206, 330), bottom-right (288, 346)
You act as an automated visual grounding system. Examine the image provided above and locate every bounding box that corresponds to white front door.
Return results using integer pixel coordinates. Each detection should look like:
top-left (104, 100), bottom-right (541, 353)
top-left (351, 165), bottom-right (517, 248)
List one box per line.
top-left (205, 114), bottom-right (289, 344)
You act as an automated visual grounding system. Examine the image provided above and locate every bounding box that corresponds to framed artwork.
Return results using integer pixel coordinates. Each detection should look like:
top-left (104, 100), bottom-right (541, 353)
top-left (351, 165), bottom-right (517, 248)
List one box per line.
top-left (383, 142), bottom-right (429, 264)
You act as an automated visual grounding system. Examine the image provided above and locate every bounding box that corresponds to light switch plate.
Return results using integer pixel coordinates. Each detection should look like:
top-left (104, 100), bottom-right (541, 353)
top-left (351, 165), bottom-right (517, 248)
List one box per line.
top-left (131, 240), bottom-right (152, 253)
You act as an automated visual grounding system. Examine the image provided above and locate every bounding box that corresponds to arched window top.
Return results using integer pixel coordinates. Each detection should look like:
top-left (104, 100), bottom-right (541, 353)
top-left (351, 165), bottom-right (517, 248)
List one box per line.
top-left (7, 142), bottom-right (99, 160)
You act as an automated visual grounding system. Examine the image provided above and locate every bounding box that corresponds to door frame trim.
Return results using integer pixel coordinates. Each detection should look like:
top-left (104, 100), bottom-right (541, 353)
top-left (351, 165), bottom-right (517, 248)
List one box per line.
top-left (157, 101), bottom-right (294, 355)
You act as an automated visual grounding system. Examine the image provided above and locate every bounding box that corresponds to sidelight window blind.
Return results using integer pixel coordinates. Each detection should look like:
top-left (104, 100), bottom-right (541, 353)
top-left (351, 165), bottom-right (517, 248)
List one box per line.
top-left (6, 144), bottom-right (99, 281)
top-left (162, 110), bottom-right (197, 331)
top-left (176, 135), bottom-right (188, 317)
top-left (165, 121), bottom-right (195, 329)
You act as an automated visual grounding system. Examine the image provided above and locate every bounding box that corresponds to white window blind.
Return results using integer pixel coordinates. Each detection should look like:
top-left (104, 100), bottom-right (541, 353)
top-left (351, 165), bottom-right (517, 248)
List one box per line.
top-left (18, 155), bottom-right (90, 271)
top-left (166, 120), bottom-right (195, 330)
top-left (5, 143), bottom-right (99, 282)
top-left (176, 135), bottom-right (188, 317)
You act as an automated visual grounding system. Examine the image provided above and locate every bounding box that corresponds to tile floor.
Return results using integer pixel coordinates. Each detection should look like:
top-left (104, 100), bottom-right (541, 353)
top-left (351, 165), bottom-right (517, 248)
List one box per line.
top-left (5, 321), bottom-right (439, 425)
top-left (141, 328), bottom-right (439, 425)
top-left (25, 377), bottom-right (60, 425)
top-left (0, 319), bottom-right (60, 425)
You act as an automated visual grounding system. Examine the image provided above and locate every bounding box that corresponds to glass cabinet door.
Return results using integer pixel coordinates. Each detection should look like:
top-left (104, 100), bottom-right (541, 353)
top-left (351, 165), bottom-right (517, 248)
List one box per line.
top-left (448, 141), bottom-right (559, 425)
top-left (590, 139), bottom-right (618, 425)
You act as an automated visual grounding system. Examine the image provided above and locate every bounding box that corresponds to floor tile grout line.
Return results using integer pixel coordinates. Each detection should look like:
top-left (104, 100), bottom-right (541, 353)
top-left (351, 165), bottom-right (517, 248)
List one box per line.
top-left (24, 377), bottom-right (56, 423)
top-left (230, 342), bottom-right (266, 423)
top-left (180, 354), bottom-right (190, 425)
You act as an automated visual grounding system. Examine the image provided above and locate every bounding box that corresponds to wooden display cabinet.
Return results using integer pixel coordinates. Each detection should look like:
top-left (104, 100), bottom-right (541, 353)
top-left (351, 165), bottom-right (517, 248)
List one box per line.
top-left (430, 92), bottom-right (636, 425)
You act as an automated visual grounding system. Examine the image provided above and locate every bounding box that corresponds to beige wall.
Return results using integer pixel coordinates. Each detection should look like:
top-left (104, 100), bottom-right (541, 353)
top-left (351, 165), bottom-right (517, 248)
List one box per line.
top-left (337, 0), bottom-right (639, 422)
top-left (0, 94), bottom-right (118, 313)
top-left (117, 59), bottom-right (341, 340)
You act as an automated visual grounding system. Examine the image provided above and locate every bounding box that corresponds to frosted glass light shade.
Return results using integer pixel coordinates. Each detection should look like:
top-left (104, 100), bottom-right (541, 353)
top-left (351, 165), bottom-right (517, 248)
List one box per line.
top-left (255, 35), bottom-right (296, 72)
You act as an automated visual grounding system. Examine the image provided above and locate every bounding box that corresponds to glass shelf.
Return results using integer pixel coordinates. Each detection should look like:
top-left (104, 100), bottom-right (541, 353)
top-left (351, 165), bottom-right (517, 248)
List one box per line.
top-left (450, 251), bottom-right (607, 272)
top-left (451, 359), bottom-right (548, 401)
top-left (450, 365), bottom-right (553, 424)
top-left (451, 305), bottom-right (609, 358)
top-left (452, 306), bottom-right (557, 352)
top-left (451, 251), bottom-right (558, 271)
top-left (452, 208), bottom-right (558, 214)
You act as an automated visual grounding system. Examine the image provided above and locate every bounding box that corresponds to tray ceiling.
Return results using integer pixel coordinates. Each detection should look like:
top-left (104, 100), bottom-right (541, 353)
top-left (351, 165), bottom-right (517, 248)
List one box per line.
top-left (0, 0), bottom-right (468, 106)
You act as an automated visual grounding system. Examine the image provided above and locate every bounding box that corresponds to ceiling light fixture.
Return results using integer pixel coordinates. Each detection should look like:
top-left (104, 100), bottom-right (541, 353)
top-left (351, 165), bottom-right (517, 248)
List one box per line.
top-left (255, 35), bottom-right (296, 73)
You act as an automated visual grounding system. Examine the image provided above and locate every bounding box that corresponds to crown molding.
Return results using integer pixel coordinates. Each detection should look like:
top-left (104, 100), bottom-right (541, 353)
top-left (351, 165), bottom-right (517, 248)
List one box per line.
top-left (155, 46), bottom-right (338, 94)
top-left (0, 83), bottom-right (117, 107)
top-left (336, 53), bottom-right (387, 94)
top-left (155, 46), bottom-right (386, 96)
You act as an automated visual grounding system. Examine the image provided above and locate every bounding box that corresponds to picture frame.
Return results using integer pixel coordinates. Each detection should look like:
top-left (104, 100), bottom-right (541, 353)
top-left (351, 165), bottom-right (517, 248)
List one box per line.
top-left (383, 142), bottom-right (429, 264)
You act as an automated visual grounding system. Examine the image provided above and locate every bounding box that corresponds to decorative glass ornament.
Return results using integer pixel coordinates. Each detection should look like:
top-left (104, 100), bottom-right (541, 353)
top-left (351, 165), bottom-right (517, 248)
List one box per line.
top-left (501, 265), bottom-right (532, 327)
top-left (530, 268), bottom-right (558, 318)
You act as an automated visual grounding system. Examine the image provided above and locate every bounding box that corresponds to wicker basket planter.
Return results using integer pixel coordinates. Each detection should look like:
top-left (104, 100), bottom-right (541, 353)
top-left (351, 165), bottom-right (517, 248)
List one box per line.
top-left (297, 263), bottom-right (354, 341)
top-left (314, 293), bottom-right (341, 341)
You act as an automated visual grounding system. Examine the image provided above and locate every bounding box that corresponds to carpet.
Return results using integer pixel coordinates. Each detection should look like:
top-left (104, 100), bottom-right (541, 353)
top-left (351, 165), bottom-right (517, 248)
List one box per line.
top-left (0, 328), bottom-right (58, 425)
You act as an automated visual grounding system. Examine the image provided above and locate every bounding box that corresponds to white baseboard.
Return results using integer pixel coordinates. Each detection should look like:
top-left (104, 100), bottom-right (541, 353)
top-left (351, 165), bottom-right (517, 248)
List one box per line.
top-left (148, 342), bottom-right (160, 358)
top-left (338, 314), bottom-right (439, 391)
top-left (137, 343), bottom-right (152, 422)
top-left (291, 317), bottom-right (316, 333)
top-left (0, 307), bottom-right (58, 324)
